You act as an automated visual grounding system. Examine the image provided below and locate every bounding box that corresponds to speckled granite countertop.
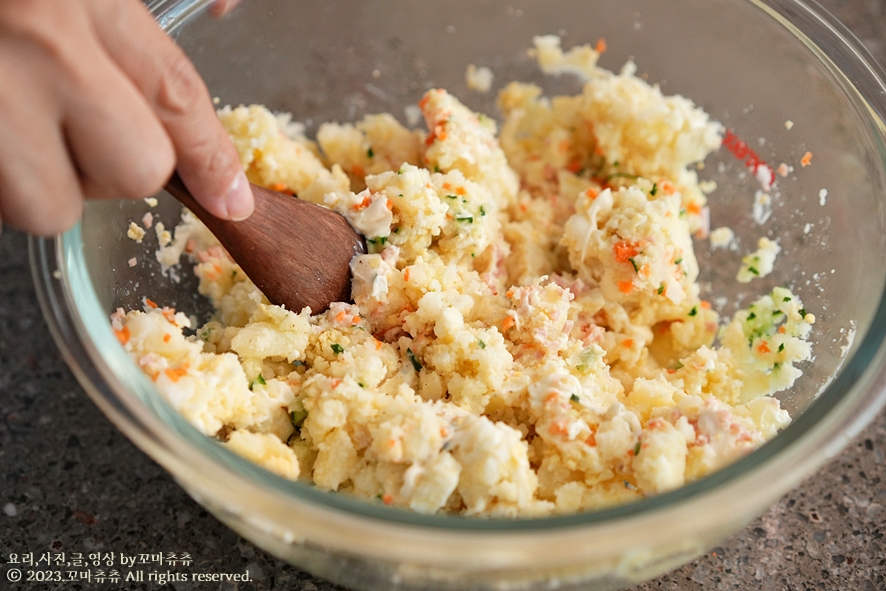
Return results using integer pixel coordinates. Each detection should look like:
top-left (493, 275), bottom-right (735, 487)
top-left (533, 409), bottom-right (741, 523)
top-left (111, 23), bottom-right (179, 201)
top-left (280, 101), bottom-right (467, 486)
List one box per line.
top-left (3, 1), bottom-right (886, 589)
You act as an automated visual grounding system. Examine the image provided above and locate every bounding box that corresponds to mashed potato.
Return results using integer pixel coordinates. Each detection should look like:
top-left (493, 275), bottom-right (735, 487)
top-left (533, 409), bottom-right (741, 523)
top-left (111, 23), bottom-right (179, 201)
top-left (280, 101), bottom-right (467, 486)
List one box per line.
top-left (113, 37), bottom-right (813, 517)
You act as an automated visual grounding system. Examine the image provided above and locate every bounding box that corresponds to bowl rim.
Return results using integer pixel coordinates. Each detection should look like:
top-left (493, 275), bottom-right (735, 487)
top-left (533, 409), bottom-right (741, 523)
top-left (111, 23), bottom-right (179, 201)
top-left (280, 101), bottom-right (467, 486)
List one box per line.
top-left (29, 0), bottom-right (886, 568)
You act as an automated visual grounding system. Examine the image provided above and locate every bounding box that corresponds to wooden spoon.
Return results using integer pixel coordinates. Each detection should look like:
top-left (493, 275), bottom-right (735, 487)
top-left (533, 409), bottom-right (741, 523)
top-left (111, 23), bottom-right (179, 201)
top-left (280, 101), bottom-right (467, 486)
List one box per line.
top-left (164, 173), bottom-right (366, 314)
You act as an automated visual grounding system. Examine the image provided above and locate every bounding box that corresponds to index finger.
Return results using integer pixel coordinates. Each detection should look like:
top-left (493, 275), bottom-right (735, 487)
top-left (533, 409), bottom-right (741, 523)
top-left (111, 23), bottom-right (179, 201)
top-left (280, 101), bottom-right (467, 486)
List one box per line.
top-left (89, 0), bottom-right (253, 221)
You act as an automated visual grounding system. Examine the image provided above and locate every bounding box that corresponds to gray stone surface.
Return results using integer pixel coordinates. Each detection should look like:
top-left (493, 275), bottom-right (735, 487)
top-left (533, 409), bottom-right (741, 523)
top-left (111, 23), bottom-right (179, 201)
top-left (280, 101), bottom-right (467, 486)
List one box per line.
top-left (2, 1), bottom-right (886, 589)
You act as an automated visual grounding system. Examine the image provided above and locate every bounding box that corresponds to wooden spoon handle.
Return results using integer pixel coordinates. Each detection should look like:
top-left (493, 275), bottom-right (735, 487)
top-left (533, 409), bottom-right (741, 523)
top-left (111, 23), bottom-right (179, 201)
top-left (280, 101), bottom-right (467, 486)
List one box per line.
top-left (164, 173), bottom-right (366, 313)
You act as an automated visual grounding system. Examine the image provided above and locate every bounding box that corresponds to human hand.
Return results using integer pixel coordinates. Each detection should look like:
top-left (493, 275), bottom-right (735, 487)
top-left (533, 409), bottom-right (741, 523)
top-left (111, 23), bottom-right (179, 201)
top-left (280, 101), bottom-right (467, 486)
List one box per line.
top-left (210, 0), bottom-right (243, 18)
top-left (0, 0), bottom-right (252, 237)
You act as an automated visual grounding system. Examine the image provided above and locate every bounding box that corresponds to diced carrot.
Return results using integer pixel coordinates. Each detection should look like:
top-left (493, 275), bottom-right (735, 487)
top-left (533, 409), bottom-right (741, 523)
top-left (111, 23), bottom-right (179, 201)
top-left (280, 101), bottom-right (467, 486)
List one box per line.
top-left (585, 188), bottom-right (599, 200)
top-left (585, 432), bottom-right (597, 446)
top-left (456, 186), bottom-right (466, 196)
top-left (595, 37), bottom-right (607, 53)
top-left (144, 298), bottom-right (158, 309)
top-left (335, 311), bottom-right (347, 323)
top-left (687, 202), bottom-right (702, 215)
top-left (385, 199), bottom-right (393, 211)
top-left (330, 378), bottom-right (342, 388)
top-left (442, 182), bottom-right (452, 190)
top-left (165, 364), bottom-right (189, 383)
top-left (640, 265), bottom-right (651, 277)
top-left (778, 326), bottom-right (786, 334)
top-left (660, 180), bottom-right (675, 195)
top-left (419, 94), bottom-right (431, 111)
top-left (701, 300), bottom-right (711, 309)
top-left (374, 339), bottom-right (382, 350)
top-left (800, 151), bottom-right (813, 167)
top-left (502, 315), bottom-right (516, 331)
top-left (354, 195), bottom-right (372, 211)
top-left (613, 240), bottom-right (640, 263)
top-left (162, 334), bottom-right (171, 343)
top-left (544, 392), bottom-right (559, 405)
top-left (270, 183), bottom-right (287, 192)
top-left (757, 342), bottom-right (771, 354)
top-left (618, 280), bottom-right (634, 294)
top-left (621, 339), bottom-right (633, 348)
top-left (352, 164), bottom-right (366, 177)
top-left (114, 326), bottom-right (130, 346)
top-left (548, 421), bottom-right (569, 436)
top-left (403, 268), bottom-right (410, 282)
top-left (566, 161), bottom-right (583, 174)
top-left (162, 308), bottom-right (177, 324)
top-left (382, 493), bottom-right (394, 505)
top-left (519, 202), bottom-right (529, 212)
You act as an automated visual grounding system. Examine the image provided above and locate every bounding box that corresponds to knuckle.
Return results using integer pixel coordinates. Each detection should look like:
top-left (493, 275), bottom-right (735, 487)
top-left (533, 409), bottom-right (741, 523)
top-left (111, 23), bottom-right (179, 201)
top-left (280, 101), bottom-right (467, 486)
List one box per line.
top-left (154, 51), bottom-right (206, 119)
top-left (203, 136), bottom-right (239, 177)
top-left (0, 2), bottom-right (81, 79)
top-left (177, 126), bottom-right (238, 191)
top-left (0, 0), bottom-right (50, 33)
top-left (81, 122), bottom-right (175, 200)
top-left (127, 144), bottom-right (175, 198)
top-left (1, 188), bottom-right (82, 237)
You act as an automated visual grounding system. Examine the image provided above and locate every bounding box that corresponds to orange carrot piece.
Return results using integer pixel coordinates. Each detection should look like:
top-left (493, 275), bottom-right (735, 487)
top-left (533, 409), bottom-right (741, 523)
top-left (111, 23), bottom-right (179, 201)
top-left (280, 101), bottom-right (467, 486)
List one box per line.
top-left (114, 326), bottom-right (131, 346)
top-left (800, 151), bottom-right (813, 167)
top-left (613, 240), bottom-right (640, 263)
top-left (165, 365), bottom-right (189, 383)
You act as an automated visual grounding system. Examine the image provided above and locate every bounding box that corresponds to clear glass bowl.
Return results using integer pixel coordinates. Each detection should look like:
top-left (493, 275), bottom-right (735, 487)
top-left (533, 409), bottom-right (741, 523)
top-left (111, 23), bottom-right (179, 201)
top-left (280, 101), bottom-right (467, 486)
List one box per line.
top-left (30, 1), bottom-right (886, 589)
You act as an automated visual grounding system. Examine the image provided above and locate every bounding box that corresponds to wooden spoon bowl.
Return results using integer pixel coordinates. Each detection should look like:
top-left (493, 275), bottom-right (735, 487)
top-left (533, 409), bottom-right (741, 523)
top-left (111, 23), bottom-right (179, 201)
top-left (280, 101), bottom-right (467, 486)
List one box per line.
top-left (165, 174), bottom-right (366, 314)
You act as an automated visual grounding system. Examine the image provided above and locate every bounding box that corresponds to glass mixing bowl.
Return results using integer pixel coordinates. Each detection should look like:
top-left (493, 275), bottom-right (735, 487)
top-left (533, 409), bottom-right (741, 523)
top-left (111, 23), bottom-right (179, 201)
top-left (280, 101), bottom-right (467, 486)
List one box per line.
top-left (30, 0), bottom-right (886, 589)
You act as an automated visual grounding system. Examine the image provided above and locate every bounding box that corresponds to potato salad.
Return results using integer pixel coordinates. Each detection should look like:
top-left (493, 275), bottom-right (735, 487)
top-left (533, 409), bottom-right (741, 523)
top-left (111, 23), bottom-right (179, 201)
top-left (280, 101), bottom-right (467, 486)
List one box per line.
top-left (113, 37), bottom-right (813, 517)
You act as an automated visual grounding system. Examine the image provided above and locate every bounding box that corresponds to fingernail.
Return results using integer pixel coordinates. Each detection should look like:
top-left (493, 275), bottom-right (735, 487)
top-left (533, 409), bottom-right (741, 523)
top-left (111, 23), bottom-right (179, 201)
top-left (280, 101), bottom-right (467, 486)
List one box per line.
top-left (224, 172), bottom-right (254, 221)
